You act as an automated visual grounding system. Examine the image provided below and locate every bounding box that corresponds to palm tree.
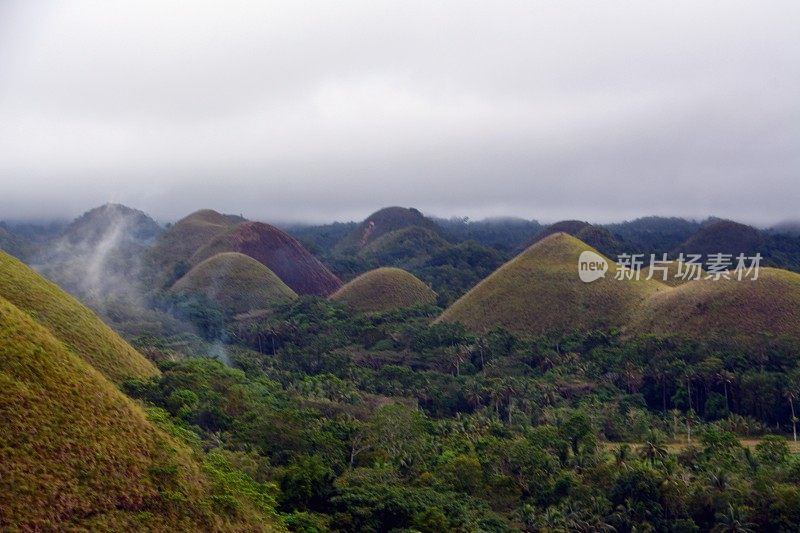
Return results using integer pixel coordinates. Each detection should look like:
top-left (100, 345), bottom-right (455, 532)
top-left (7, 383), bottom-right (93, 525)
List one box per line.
top-left (784, 373), bottom-right (800, 442)
top-left (708, 469), bottom-right (730, 492)
top-left (639, 439), bottom-right (668, 465)
top-left (614, 443), bottom-right (634, 471)
top-left (712, 504), bottom-right (755, 533)
top-left (464, 381), bottom-right (483, 411)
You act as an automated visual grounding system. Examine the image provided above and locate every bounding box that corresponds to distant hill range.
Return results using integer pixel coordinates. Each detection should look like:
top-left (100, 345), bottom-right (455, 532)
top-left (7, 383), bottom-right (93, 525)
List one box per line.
top-left (7, 203), bottom-right (800, 326)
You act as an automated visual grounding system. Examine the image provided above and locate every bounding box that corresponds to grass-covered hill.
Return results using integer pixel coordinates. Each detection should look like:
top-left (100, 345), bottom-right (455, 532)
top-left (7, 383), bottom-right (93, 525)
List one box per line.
top-left (330, 267), bottom-right (437, 312)
top-left (0, 251), bottom-right (157, 383)
top-left (628, 267), bottom-right (800, 340)
top-left (192, 221), bottom-right (342, 297)
top-left (0, 295), bottom-right (278, 531)
top-left (335, 206), bottom-right (441, 253)
top-left (147, 209), bottom-right (246, 284)
top-left (438, 233), bottom-right (668, 335)
top-left (172, 252), bottom-right (297, 314)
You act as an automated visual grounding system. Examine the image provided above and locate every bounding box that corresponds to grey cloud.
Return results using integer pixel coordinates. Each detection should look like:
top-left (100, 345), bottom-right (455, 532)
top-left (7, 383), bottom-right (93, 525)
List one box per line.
top-left (0, 0), bottom-right (798, 225)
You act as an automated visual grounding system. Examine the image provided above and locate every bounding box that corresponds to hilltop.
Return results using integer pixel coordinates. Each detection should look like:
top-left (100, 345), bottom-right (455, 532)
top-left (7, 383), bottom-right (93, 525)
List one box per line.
top-left (628, 267), bottom-right (800, 340)
top-left (330, 267), bottom-right (437, 312)
top-left (335, 206), bottom-right (441, 253)
top-left (172, 252), bottom-right (297, 314)
top-left (147, 209), bottom-right (246, 284)
top-left (192, 221), bottom-right (342, 296)
top-left (438, 233), bottom-right (668, 335)
top-left (0, 250), bottom-right (157, 383)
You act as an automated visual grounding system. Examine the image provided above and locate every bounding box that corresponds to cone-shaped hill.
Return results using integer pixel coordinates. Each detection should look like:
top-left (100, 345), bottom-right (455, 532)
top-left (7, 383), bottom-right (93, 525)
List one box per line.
top-left (0, 295), bottom-right (276, 530)
top-left (628, 267), bottom-right (800, 340)
top-left (0, 251), bottom-right (157, 383)
top-left (191, 221), bottom-right (342, 296)
top-left (172, 252), bottom-right (297, 314)
top-left (330, 267), bottom-right (437, 312)
top-left (148, 209), bottom-right (246, 278)
top-left (438, 233), bottom-right (668, 336)
top-left (335, 206), bottom-right (441, 253)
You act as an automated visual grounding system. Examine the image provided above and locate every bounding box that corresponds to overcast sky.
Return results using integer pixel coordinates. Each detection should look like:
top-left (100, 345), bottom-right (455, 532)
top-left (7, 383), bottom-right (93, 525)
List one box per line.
top-left (0, 1), bottom-right (798, 225)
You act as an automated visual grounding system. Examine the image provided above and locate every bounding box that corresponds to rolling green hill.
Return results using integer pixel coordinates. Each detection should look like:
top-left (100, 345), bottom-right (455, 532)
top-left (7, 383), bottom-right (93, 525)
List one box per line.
top-left (172, 252), bottom-right (297, 314)
top-left (0, 251), bottom-right (157, 383)
top-left (628, 267), bottom-right (800, 340)
top-left (330, 267), bottom-right (437, 312)
top-left (438, 233), bottom-right (668, 335)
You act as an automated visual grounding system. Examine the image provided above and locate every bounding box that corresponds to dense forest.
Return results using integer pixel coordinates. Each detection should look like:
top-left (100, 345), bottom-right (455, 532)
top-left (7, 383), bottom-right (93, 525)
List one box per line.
top-left (128, 298), bottom-right (800, 531)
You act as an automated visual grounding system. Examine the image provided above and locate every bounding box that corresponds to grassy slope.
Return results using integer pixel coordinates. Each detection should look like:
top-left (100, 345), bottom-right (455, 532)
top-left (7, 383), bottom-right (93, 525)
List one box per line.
top-left (0, 251), bottom-right (157, 383)
top-left (330, 267), bottom-right (437, 312)
top-left (628, 267), bottom-right (800, 339)
top-left (0, 296), bottom-right (278, 531)
top-left (172, 252), bottom-right (297, 314)
top-left (438, 233), bottom-right (668, 335)
top-left (148, 209), bottom-right (244, 276)
top-left (192, 222), bottom-right (342, 296)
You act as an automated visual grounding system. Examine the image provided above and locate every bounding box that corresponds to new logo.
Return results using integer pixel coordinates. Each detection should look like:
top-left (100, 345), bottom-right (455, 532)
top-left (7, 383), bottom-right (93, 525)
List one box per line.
top-left (578, 250), bottom-right (608, 283)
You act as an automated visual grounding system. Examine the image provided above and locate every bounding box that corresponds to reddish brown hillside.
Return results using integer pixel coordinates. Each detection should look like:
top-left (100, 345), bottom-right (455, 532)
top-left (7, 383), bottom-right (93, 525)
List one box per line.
top-left (192, 221), bottom-right (342, 296)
